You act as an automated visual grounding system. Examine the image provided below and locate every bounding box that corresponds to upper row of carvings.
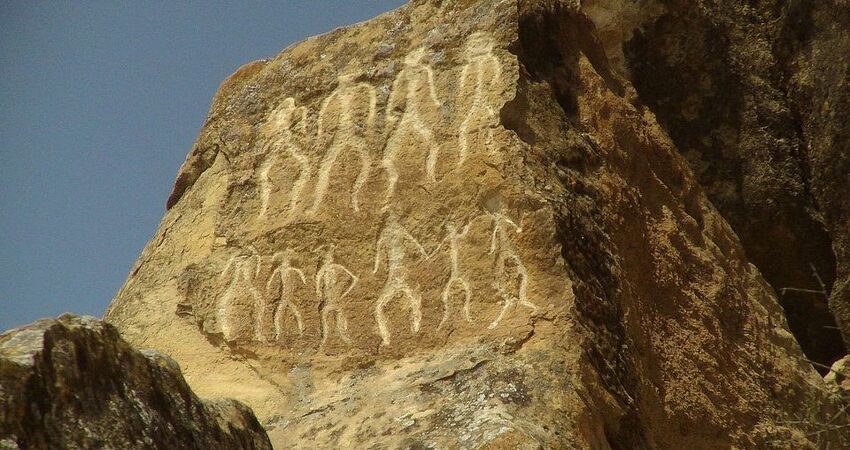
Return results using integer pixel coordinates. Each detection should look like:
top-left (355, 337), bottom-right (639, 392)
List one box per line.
top-left (254, 32), bottom-right (507, 216)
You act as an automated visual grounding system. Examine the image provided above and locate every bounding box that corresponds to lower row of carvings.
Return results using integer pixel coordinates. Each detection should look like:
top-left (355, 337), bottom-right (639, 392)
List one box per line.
top-left (212, 213), bottom-right (538, 348)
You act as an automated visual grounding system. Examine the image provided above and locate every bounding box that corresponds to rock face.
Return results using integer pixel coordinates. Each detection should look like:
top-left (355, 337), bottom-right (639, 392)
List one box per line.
top-left (618, 0), bottom-right (850, 367)
top-left (826, 355), bottom-right (850, 397)
top-left (0, 314), bottom-right (272, 450)
top-left (788, 2), bottom-right (850, 354)
top-left (105, 0), bottom-right (850, 448)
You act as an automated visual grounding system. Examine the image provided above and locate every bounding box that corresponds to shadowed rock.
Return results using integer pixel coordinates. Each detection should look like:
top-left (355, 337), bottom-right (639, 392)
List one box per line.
top-left (0, 314), bottom-right (272, 450)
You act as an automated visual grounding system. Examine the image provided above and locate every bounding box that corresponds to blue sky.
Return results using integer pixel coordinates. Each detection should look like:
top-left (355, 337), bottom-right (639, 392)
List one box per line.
top-left (0, 1), bottom-right (406, 331)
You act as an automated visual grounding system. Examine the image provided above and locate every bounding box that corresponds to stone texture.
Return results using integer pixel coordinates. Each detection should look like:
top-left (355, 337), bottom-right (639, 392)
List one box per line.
top-left (785, 0), bottom-right (850, 356)
top-left (825, 355), bottom-right (850, 397)
top-left (617, 0), bottom-right (850, 367)
top-left (0, 314), bottom-right (272, 450)
top-left (104, 0), bottom-right (850, 448)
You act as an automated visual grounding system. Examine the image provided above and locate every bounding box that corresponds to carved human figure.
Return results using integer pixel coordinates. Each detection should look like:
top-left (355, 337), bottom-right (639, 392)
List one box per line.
top-left (373, 213), bottom-right (429, 345)
top-left (457, 33), bottom-right (503, 165)
top-left (217, 248), bottom-right (263, 342)
top-left (258, 98), bottom-right (310, 218)
top-left (315, 245), bottom-right (358, 347)
top-left (264, 250), bottom-right (307, 341)
top-left (488, 213), bottom-right (537, 329)
top-left (309, 73), bottom-right (376, 214)
top-left (382, 48), bottom-right (442, 204)
top-left (436, 222), bottom-right (474, 329)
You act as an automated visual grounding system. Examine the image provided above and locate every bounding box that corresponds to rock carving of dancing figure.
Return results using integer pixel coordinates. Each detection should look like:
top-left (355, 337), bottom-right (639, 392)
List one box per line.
top-left (258, 98), bottom-right (310, 218)
top-left (309, 73), bottom-right (376, 214)
top-left (217, 248), bottom-right (263, 342)
top-left (488, 213), bottom-right (537, 329)
top-left (436, 222), bottom-right (474, 329)
top-left (457, 33), bottom-right (503, 165)
top-left (264, 250), bottom-right (307, 341)
top-left (382, 48), bottom-right (443, 204)
top-left (316, 245), bottom-right (358, 347)
top-left (373, 213), bottom-right (428, 346)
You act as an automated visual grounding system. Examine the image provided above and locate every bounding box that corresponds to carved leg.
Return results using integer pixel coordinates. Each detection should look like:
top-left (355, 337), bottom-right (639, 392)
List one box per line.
top-left (381, 136), bottom-right (400, 207)
top-left (336, 311), bottom-right (352, 345)
top-left (288, 301), bottom-right (305, 335)
top-left (488, 291), bottom-right (516, 330)
top-left (460, 279), bottom-right (473, 323)
top-left (287, 149), bottom-right (311, 216)
top-left (414, 122), bottom-right (439, 182)
top-left (310, 143), bottom-right (342, 214)
top-left (217, 289), bottom-right (236, 341)
top-left (320, 306), bottom-right (332, 347)
top-left (272, 300), bottom-right (283, 340)
top-left (458, 115), bottom-right (471, 167)
top-left (375, 285), bottom-right (395, 346)
top-left (438, 277), bottom-right (473, 329)
top-left (258, 154), bottom-right (276, 217)
top-left (351, 146), bottom-right (371, 212)
top-left (251, 287), bottom-right (265, 342)
top-left (401, 284), bottom-right (422, 333)
top-left (438, 279), bottom-right (453, 330)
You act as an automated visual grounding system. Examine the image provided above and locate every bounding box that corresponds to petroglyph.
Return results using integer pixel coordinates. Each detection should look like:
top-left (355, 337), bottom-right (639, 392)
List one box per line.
top-left (316, 245), bottom-right (358, 347)
top-left (217, 248), bottom-right (263, 342)
top-left (258, 98), bottom-right (310, 217)
top-left (310, 74), bottom-right (377, 214)
top-left (457, 33), bottom-right (503, 164)
top-left (373, 214), bottom-right (429, 346)
top-left (436, 222), bottom-right (474, 329)
top-left (382, 48), bottom-right (443, 204)
top-left (487, 213), bottom-right (537, 329)
top-left (265, 250), bottom-right (307, 341)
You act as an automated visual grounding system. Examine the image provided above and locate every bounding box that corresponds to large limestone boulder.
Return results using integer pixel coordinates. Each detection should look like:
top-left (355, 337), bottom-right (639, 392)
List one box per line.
top-left (105, 0), bottom-right (850, 447)
top-left (0, 314), bottom-right (272, 450)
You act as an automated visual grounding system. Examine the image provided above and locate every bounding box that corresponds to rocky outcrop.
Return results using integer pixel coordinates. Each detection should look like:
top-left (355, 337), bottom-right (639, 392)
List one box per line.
top-left (0, 314), bottom-right (272, 450)
top-left (785, 0), bottom-right (850, 355)
top-left (104, 0), bottom-right (850, 448)
top-left (614, 0), bottom-right (850, 367)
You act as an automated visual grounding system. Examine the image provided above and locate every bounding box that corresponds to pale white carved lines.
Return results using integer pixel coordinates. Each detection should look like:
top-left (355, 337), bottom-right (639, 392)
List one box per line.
top-left (210, 213), bottom-right (539, 347)
top-left (316, 245), bottom-right (359, 347)
top-left (259, 98), bottom-right (309, 218)
top-left (437, 222), bottom-right (474, 329)
top-left (382, 48), bottom-right (443, 205)
top-left (310, 74), bottom-right (377, 214)
top-left (265, 250), bottom-right (307, 341)
top-left (217, 248), bottom-right (263, 342)
top-left (258, 160), bottom-right (273, 217)
top-left (373, 214), bottom-right (429, 346)
top-left (487, 213), bottom-right (537, 329)
top-left (458, 33), bottom-right (503, 164)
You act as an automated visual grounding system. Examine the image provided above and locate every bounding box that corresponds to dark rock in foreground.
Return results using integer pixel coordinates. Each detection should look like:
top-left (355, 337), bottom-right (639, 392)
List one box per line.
top-left (0, 314), bottom-right (272, 450)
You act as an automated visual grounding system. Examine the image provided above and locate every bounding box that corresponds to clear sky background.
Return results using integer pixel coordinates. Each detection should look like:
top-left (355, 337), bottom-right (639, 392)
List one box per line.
top-left (0, 1), bottom-right (406, 331)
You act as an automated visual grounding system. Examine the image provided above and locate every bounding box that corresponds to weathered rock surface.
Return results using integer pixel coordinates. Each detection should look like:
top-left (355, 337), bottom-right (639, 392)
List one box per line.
top-left (786, 0), bottom-right (850, 357)
top-left (105, 0), bottom-right (850, 448)
top-left (826, 355), bottom-right (850, 397)
top-left (615, 0), bottom-right (850, 367)
top-left (0, 314), bottom-right (272, 450)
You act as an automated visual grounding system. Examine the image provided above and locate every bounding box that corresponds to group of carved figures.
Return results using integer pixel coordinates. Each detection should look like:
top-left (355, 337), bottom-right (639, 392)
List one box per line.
top-left (256, 32), bottom-right (504, 217)
top-left (215, 212), bottom-right (538, 347)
